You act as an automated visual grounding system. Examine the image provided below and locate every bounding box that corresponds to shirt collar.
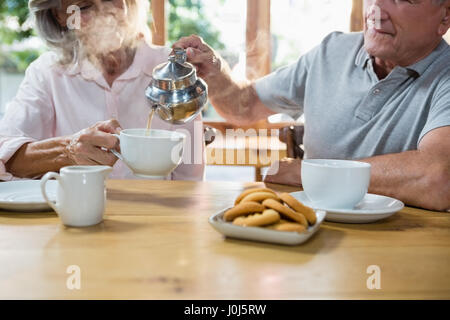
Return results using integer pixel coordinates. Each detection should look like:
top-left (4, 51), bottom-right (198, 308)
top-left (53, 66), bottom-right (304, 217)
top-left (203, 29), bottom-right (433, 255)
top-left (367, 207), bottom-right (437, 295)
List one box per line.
top-left (355, 44), bottom-right (371, 69)
top-left (355, 38), bottom-right (449, 76)
top-left (407, 39), bottom-right (449, 76)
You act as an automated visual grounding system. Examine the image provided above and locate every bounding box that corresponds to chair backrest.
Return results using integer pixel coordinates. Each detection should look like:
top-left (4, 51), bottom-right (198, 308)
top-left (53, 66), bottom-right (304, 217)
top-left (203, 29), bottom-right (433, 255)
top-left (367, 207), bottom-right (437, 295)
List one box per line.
top-left (204, 126), bottom-right (217, 146)
top-left (279, 125), bottom-right (305, 159)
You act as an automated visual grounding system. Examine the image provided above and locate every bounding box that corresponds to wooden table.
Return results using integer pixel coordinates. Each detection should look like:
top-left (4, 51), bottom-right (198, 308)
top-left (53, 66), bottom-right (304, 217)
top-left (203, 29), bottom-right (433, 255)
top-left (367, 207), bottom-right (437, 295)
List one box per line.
top-left (0, 180), bottom-right (449, 299)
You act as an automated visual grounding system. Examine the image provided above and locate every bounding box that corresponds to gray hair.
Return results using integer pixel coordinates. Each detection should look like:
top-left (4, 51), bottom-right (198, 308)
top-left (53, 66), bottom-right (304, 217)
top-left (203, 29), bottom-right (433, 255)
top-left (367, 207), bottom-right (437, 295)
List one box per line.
top-left (29, 0), bottom-right (151, 66)
top-left (29, 0), bottom-right (75, 65)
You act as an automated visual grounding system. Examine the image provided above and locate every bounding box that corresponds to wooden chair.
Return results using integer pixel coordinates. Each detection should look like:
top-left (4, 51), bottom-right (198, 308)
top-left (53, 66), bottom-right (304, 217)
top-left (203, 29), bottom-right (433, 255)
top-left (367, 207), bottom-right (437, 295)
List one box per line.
top-left (204, 120), bottom-right (289, 181)
top-left (278, 125), bottom-right (305, 159)
top-left (204, 126), bottom-right (217, 146)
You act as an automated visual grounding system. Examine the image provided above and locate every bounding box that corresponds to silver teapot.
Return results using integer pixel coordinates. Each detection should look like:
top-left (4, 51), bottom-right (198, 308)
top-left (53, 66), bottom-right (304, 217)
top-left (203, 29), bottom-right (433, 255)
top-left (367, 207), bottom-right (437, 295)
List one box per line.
top-left (145, 48), bottom-right (208, 124)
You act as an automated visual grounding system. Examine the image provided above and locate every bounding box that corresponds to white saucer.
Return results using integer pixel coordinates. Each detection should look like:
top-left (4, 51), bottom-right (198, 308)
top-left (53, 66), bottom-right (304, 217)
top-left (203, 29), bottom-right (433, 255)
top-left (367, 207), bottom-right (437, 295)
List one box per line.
top-left (0, 180), bottom-right (57, 212)
top-left (290, 191), bottom-right (404, 224)
top-left (209, 207), bottom-right (326, 246)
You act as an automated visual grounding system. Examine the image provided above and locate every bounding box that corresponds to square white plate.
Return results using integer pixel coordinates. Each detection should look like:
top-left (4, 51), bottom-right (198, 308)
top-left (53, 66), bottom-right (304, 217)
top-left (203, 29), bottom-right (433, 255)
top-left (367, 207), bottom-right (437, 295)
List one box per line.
top-left (209, 207), bottom-right (326, 246)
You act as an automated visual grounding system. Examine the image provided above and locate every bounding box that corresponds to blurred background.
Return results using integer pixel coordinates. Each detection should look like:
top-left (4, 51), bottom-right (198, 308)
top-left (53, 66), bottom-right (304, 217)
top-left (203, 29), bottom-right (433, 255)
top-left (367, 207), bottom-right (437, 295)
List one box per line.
top-left (1, 0), bottom-right (449, 181)
top-left (0, 0), bottom-right (358, 118)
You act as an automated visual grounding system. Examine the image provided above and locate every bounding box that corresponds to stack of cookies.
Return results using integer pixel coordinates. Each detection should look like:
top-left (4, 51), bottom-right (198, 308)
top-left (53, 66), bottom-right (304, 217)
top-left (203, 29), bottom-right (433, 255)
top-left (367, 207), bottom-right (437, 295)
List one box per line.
top-left (224, 188), bottom-right (316, 233)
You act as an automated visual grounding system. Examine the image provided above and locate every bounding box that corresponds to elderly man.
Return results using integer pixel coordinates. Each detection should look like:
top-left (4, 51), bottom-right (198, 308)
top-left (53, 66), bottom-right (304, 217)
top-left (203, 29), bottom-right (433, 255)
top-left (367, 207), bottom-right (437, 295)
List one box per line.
top-left (173, 0), bottom-right (450, 211)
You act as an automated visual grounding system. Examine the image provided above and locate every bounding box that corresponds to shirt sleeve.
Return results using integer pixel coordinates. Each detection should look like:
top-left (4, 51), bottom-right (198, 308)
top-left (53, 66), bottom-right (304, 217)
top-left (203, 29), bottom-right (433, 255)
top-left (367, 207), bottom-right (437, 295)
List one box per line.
top-left (253, 44), bottom-right (318, 120)
top-left (418, 76), bottom-right (450, 145)
top-left (0, 59), bottom-right (55, 181)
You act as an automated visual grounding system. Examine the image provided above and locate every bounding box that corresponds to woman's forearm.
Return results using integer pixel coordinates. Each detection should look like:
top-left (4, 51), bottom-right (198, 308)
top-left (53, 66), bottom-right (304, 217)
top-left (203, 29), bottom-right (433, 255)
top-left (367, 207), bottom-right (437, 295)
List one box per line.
top-left (6, 119), bottom-right (122, 178)
top-left (5, 136), bottom-right (72, 179)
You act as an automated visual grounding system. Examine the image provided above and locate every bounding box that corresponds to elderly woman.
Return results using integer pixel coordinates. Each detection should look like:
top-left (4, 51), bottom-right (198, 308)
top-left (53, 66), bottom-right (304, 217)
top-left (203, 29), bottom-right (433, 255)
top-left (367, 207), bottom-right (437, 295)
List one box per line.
top-left (0, 0), bottom-right (205, 180)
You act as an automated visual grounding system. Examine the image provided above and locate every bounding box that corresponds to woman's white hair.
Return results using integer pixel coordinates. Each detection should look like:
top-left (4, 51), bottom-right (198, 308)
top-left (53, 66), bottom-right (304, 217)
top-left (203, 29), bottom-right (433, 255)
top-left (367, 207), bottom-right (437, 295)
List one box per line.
top-left (29, 0), bottom-right (151, 66)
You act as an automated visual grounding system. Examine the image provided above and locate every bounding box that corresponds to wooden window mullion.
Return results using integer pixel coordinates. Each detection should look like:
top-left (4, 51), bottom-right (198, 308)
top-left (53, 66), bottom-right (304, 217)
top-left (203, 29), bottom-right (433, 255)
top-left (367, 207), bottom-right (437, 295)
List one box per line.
top-left (151, 0), bottom-right (167, 46)
top-left (246, 0), bottom-right (271, 80)
top-left (351, 0), bottom-right (364, 32)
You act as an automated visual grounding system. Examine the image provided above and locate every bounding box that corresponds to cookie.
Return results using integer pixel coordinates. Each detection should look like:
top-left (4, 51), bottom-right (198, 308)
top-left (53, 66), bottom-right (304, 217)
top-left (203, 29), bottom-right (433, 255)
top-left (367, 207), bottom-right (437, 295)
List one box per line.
top-left (262, 198), bottom-right (308, 227)
top-left (223, 201), bottom-right (265, 222)
top-left (233, 209), bottom-right (280, 227)
top-left (234, 188), bottom-right (276, 205)
top-left (240, 192), bottom-right (280, 203)
top-left (266, 220), bottom-right (306, 233)
top-left (279, 193), bottom-right (317, 225)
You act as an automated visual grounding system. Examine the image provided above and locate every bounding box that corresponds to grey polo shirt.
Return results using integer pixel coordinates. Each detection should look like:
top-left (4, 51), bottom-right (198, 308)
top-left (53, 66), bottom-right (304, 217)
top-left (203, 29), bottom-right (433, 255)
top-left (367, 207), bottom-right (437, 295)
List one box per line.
top-left (254, 32), bottom-right (450, 159)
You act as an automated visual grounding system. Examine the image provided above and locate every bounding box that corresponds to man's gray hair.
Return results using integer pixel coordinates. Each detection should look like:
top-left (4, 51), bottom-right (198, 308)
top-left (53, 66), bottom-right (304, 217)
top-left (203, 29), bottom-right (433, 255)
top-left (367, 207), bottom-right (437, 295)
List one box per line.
top-left (28, 0), bottom-right (151, 66)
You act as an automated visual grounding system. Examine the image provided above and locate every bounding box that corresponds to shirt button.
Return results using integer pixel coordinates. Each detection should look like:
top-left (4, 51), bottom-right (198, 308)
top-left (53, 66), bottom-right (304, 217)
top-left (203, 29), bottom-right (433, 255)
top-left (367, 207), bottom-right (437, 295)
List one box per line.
top-left (373, 89), bottom-right (381, 94)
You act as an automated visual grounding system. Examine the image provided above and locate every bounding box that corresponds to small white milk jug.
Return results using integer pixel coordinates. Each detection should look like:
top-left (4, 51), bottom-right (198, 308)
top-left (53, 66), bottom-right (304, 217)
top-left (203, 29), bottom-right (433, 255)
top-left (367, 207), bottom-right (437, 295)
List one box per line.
top-left (40, 166), bottom-right (112, 227)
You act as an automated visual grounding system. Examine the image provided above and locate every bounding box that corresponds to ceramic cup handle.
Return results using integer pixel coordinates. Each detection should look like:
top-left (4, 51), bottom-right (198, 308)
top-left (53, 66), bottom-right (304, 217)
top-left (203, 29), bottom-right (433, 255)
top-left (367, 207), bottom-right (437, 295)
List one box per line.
top-left (110, 134), bottom-right (123, 161)
top-left (40, 172), bottom-right (60, 213)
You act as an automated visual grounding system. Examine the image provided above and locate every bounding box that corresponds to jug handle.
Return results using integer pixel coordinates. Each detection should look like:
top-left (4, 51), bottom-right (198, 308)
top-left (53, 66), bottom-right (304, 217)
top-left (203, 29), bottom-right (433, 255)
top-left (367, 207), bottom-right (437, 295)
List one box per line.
top-left (40, 172), bottom-right (60, 213)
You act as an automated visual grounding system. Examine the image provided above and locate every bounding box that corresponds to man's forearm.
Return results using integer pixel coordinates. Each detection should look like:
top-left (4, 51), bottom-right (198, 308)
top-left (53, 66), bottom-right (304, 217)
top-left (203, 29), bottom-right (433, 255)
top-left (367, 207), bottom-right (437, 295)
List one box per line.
top-left (5, 137), bottom-right (72, 179)
top-left (205, 61), bottom-right (273, 125)
top-left (362, 150), bottom-right (450, 211)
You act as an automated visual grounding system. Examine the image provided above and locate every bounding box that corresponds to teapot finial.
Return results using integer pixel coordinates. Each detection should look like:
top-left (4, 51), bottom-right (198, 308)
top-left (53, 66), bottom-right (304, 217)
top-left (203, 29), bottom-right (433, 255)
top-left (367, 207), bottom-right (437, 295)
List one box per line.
top-left (172, 48), bottom-right (187, 64)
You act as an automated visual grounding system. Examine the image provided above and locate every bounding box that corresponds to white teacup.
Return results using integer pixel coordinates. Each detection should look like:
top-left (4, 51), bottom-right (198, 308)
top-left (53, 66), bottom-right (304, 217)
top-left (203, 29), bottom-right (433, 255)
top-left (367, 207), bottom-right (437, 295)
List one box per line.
top-left (110, 129), bottom-right (186, 179)
top-left (40, 166), bottom-right (112, 227)
top-left (301, 159), bottom-right (371, 209)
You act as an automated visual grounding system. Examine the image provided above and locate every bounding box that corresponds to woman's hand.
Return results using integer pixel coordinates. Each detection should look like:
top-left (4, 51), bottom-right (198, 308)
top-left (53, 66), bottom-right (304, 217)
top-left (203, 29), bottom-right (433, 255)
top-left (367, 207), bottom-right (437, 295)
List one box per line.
top-left (263, 158), bottom-right (302, 187)
top-left (64, 119), bottom-right (122, 166)
top-left (172, 35), bottom-right (225, 80)
top-left (6, 119), bottom-right (122, 179)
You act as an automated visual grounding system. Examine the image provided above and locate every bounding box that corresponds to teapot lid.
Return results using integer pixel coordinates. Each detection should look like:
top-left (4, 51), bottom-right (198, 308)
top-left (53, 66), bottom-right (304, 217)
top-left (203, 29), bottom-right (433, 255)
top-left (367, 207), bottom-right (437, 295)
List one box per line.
top-left (151, 48), bottom-right (197, 91)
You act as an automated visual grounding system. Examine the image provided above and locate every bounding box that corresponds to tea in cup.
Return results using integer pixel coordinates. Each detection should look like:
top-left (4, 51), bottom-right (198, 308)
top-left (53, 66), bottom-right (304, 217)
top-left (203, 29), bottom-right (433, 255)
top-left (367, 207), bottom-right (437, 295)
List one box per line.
top-left (301, 159), bottom-right (371, 209)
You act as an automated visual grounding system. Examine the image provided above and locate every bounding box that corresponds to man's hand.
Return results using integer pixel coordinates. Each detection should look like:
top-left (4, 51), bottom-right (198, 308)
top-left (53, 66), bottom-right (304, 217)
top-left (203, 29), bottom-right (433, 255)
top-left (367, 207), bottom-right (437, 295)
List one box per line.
top-left (64, 119), bottom-right (122, 166)
top-left (263, 158), bottom-right (302, 187)
top-left (172, 35), bottom-right (274, 126)
top-left (172, 35), bottom-right (224, 80)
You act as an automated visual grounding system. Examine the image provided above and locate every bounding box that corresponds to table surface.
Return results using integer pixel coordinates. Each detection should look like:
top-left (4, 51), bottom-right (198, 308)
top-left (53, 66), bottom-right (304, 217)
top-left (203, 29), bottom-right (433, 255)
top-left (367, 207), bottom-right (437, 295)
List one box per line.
top-left (0, 180), bottom-right (449, 299)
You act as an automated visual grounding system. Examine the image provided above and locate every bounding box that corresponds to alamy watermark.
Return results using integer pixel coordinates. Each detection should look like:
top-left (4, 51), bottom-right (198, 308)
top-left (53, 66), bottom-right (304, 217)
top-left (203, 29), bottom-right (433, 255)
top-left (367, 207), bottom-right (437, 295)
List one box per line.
top-left (66, 5), bottom-right (81, 30)
top-left (170, 121), bottom-right (282, 174)
top-left (366, 265), bottom-right (381, 290)
top-left (366, 4), bottom-right (382, 30)
top-left (66, 264), bottom-right (81, 290)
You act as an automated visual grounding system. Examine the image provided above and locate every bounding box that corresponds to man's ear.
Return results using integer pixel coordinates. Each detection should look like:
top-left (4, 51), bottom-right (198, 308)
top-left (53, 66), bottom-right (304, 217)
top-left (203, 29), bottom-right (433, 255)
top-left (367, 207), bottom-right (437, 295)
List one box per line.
top-left (52, 8), bottom-right (67, 27)
top-left (438, 3), bottom-right (450, 36)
